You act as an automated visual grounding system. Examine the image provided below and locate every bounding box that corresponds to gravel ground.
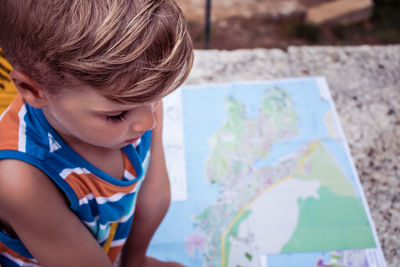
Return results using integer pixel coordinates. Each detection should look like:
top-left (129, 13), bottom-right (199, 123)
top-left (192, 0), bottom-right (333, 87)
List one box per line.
top-left (185, 45), bottom-right (400, 267)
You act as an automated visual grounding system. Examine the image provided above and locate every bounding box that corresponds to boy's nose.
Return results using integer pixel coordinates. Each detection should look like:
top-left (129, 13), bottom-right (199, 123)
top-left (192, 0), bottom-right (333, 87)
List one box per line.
top-left (130, 107), bottom-right (156, 132)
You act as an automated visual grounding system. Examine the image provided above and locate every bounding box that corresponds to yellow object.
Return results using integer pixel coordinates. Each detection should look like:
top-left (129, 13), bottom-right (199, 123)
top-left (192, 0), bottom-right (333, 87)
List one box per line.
top-left (102, 222), bottom-right (119, 254)
top-left (0, 48), bottom-right (17, 114)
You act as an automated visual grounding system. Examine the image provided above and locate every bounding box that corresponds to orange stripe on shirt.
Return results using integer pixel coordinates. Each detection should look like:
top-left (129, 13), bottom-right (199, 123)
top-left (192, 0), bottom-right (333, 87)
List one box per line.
top-left (0, 241), bottom-right (39, 265)
top-left (63, 151), bottom-right (138, 200)
top-left (108, 245), bottom-right (124, 263)
top-left (65, 172), bottom-right (139, 201)
top-left (123, 152), bottom-right (137, 178)
top-left (0, 94), bottom-right (24, 151)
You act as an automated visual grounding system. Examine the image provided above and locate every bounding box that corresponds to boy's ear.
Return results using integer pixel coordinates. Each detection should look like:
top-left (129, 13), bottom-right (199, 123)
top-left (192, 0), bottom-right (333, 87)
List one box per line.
top-left (9, 69), bottom-right (48, 108)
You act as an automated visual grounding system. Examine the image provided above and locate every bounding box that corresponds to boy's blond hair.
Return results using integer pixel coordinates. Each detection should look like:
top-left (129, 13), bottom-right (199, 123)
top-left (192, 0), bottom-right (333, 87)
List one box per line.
top-left (0, 0), bottom-right (193, 103)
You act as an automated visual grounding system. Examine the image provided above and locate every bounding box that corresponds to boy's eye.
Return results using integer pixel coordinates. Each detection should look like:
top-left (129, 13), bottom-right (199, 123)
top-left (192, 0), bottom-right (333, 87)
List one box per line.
top-left (106, 111), bottom-right (127, 123)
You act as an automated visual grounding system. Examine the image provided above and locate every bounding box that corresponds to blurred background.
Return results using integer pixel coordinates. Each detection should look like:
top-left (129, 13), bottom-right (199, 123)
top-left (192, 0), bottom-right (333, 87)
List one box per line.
top-left (176, 0), bottom-right (400, 50)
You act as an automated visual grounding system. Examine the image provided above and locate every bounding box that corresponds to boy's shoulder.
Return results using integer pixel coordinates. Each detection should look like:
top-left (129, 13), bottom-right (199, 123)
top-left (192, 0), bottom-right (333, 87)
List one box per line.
top-left (0, 158), bottom-right (67, 220)
top-left (0, 158), bottom-right (50, 194)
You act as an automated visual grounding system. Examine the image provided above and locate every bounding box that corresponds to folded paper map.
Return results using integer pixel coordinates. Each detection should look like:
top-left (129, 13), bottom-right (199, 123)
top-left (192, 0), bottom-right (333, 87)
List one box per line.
top-left (155, 77), bottom-right (387, 267)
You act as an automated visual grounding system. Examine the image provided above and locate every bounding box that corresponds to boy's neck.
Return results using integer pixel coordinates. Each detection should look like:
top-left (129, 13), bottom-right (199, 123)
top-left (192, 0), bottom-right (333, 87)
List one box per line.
top-left (58, 133), bottom-right (125, 180)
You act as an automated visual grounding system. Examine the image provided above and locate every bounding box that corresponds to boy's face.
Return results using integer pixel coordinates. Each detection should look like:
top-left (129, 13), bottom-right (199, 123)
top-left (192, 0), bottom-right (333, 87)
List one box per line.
top-left (41, 85), bottom-right (159, 150)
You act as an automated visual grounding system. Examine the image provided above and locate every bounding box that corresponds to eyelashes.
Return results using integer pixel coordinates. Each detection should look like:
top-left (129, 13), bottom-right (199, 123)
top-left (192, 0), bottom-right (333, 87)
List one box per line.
top-left (103, 103), bottom-right (156, 123)
top-left (106, 111), bottom-right (128, 123)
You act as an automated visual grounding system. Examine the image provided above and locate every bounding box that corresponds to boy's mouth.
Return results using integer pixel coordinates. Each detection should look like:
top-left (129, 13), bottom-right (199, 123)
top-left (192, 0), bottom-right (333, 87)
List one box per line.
top-left (126, 136), bottom-right (141, 145)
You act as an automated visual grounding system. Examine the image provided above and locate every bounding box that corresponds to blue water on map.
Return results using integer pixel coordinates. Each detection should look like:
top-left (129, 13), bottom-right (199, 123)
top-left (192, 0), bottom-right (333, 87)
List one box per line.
top-left (245, 80), bottom-right (354, 181)
top-left (148, 78), bottom-right (368, 266)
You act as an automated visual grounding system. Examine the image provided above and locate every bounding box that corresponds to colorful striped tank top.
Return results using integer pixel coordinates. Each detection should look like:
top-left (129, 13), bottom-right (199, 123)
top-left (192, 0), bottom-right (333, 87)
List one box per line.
top-left (0, 94), bottom-right (152, 266)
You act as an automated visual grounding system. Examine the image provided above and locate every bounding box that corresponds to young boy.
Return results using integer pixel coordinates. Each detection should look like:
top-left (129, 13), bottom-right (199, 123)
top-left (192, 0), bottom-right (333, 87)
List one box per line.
top-left (0, 0), bottom-right (193, 266)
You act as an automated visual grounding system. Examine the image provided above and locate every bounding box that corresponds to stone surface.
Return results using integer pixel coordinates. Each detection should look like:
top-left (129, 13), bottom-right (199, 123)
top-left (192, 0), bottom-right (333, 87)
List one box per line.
top-left (186, 45), bottom-right (400, 267)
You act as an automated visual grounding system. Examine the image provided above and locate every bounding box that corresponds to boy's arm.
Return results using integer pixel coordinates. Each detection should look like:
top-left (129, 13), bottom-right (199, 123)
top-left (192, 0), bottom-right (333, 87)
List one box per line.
top-left (0, 159), bottom-right (113, 267)
top-left (120, 103), bottom-right (182, 267)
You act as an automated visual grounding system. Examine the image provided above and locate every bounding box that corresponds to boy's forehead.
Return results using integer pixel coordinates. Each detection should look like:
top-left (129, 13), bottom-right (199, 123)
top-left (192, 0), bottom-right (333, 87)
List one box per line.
top-left (58, 83), bottom-right (142, 110)
top-left (90, 101), bottom-right (150, 113)
top-left (79, 91), bottom-right (150, 112)
top-left (62, 74), bottom-right (162, 108)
